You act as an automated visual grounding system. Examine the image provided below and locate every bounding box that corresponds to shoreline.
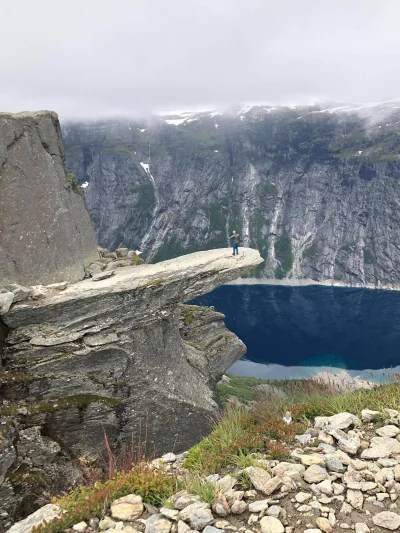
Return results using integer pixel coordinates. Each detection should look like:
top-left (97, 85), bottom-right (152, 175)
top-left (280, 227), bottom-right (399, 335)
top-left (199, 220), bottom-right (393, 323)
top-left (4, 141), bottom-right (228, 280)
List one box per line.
top-left (224, 276), bottom-right (400, 291)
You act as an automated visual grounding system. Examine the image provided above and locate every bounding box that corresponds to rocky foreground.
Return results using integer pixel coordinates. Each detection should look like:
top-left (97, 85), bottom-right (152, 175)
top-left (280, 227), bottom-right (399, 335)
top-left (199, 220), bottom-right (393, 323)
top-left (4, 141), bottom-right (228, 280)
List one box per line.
top-left (11, 409), bottom-right (400, 533)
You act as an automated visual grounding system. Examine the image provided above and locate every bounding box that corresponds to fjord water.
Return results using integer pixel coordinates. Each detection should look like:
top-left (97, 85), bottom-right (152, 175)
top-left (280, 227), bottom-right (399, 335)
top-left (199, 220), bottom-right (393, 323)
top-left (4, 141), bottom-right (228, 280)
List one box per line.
top-left (192, 284), bottom-right (400, 381)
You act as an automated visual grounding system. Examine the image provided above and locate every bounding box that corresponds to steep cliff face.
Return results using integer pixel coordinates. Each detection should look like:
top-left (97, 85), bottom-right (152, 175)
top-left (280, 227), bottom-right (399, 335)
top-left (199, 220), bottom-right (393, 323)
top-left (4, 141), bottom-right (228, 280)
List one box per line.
top-left (64, 103), bottom-right (400, 287)
top-left (0, 248), bottom-right (262, 527)
top-left (0, 111), bottom-right (98, 286)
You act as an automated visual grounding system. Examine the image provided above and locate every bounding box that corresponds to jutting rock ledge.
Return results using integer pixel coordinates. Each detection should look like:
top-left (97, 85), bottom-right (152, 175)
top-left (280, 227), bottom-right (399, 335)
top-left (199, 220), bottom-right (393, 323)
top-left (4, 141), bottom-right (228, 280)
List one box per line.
top-left (0, 247), bottom-right (262, 525)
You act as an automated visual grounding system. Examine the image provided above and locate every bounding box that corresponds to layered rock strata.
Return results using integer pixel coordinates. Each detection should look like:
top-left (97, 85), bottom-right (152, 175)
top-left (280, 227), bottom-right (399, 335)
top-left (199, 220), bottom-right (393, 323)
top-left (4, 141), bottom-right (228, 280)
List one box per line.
top-left (0, 248), bottom-right (262, 526)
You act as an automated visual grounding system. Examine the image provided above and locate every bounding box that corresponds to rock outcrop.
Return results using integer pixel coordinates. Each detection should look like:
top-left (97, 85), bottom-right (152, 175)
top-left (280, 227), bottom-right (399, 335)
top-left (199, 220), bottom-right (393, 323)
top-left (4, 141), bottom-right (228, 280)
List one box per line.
top-left (0, 111), bottom-right (98, 286)
top-left (63, 102), bottom-right (400, 287)
top-left (0, 248), bottom-right (262, 526)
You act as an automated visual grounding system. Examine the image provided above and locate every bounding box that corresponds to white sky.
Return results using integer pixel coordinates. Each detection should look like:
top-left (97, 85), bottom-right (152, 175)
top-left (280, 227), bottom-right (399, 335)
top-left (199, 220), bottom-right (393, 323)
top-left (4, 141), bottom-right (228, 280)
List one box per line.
top-left (1, 0), bottom-right (400, 119)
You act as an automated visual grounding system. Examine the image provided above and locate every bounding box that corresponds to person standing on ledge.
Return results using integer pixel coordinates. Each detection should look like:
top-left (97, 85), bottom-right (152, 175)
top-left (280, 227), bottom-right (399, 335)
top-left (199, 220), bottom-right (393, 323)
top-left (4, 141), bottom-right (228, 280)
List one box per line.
top-left (229, 230), bottom-right (241, 256)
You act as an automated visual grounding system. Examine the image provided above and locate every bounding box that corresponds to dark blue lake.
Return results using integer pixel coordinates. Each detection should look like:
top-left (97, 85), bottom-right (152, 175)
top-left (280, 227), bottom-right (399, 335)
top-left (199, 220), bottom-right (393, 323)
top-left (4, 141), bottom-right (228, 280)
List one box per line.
top-left (192, 284), bottom-right (400, 381)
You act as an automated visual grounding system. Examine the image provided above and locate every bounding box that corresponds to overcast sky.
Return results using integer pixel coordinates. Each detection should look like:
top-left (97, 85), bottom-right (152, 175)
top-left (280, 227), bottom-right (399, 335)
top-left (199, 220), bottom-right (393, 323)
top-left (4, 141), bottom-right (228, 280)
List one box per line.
top-left (2, 0), bottom-right (400, 119)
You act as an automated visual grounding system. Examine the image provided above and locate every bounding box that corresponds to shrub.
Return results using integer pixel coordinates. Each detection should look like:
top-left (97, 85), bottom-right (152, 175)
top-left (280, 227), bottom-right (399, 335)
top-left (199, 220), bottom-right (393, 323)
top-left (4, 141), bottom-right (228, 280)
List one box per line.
top-left (181, 476), bottom-right (216, 504)
top-left (33, 464), bottom-right (176, 533)
top-left (274, 235), bottom-right (294, 274)
top-left (66, 172), bottom-right (82, 195)
top-left (303, 242), bottom-right (318, 260)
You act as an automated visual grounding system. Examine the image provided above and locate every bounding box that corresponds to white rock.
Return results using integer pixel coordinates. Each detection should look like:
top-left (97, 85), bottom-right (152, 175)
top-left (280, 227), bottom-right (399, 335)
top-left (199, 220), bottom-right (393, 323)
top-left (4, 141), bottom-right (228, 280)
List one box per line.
top-left (216, 475), bottom-right (237, 494)
top-left (295, 434), bottom-right (312, 446)
top-left (272, 462), bottom-right (305, 480)
top-left (73, 523), bottom-right (88, 532)
top-left (92, 270), bottom-right (115, 281)
top-left (298, 504), bottom-right (312, 513)
top-left (162, 453), bottom-right (177, 463)
top-left (372, 511), bottom-right (400, 530)
top-left (6, 504), bottom-right (62, 533)
top-left (0, 292), bottom-right (14, 315)
top-left (245, 467), bottom-right (271, 492)
top-left (346, 489), bottom-right (363, 510)
top-left (361, 447), bottom-right (390, 459)
top-left (259, 516), bottom-right (284, 533)
top-left (378, 458), bottom-right (398, 467)
top-left (315, 413), bottom-right (360, 430)
top-left (316, 517), bottom-right (332, 533)
top-left (160, 508), bottom-right (179, 520)
top-left (248, 499), bottom-right (269, 512)
top-left (316, 479), bottom-right (333, 495)
top-left (371, 437), bottom-right (400, 454)
top-left (174, 494), bottom-right (200, 510)
top-left (267, 505), bottom-right (282, 518)
top-left (304, 465), bottom-right (329, 484)
top-left (325, 427), bottom-right (360, 455)
top-left (339, 502), bottom-right (352, 515)
top-left (295, 492), bottom-right (312, 503)
top-left (111, 494), bottom-right (144, 521)
top-left (203, 527), bottom-right (224, 533)
top-left (178, 502), bottom-right (213, 530)
top-left (231, 500), bottom-right (247, 515)
top-left (377, 426), bottom-right (400, 438)
top-left (260, 477), bottom-right (283, 496)
top-left (299, 454), bottom-right (325, 466)
top-left (145, 515), bottom-right (172, 533)
top-left (177, 521), bottom-right (191, 533)
top-left (355, 524), bottom-right (370, 533)
top-left (361, 409), bottom-right (379, 422)
top-left (304, 530), bottom-right (322, 533)
top-left (100, 517), bottom-right (117, 531)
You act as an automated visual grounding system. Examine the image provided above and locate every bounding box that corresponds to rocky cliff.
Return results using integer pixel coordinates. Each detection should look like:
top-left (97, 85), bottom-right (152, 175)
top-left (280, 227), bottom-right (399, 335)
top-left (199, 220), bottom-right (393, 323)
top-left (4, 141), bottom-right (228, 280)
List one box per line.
top-left (0, 111), bottom-right (98, 286)
top-left (64, 103), bottom-right (400, 287)
top-left (0, 248), bottom-right (262, 527)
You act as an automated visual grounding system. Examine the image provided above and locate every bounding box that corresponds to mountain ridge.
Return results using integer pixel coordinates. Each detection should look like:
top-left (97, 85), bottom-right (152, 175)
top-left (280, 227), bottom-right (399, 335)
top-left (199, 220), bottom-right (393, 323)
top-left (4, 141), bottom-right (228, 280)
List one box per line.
top-left (63, 101), bottom-right (400, 287)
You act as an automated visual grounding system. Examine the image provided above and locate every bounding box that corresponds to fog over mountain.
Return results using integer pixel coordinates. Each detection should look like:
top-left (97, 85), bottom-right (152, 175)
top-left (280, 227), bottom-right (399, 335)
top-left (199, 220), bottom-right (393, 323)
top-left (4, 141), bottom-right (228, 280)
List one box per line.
top-left (2, 0), bottom-right (400, 118)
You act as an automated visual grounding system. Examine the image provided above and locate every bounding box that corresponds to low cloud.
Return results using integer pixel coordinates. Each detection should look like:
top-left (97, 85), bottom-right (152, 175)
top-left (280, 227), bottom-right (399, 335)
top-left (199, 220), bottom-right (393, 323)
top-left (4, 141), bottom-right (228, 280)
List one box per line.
top-left (2, 0), bottom-right (400, 119)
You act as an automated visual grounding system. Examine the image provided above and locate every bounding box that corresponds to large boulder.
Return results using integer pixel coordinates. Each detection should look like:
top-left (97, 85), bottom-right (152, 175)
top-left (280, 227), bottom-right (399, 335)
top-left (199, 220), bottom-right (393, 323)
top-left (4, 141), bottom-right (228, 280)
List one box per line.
top-left (0, 111), bottom-right (99, 289)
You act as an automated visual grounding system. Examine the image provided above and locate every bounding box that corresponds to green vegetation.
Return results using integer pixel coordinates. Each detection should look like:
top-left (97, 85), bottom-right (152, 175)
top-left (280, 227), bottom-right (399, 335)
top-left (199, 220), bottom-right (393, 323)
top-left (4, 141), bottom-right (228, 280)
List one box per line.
top-left (259, 182), bottom-right (278, 196)
top-left (136, 183), bottom-right (156, 211)
top-left (204, 204), bottom-right (227, 233)
top-left (302, 242), bottom-right (318, 260)
top-left (184, 377), bottom-right (400, 475)
top-left (0, 372), bottom-right (39, 384)
top-left (274, 235), bottom-right (294, 277)
top-left (66, 172), bottom-right (82, 195)
top-left (183, 305), bottom-right (200, 325)
top-left (217, 374), bottom-right (272, 407)
top-left (33, 463), bottom-right (176, 533)
top-left (103, 145), bottom-right (134, 156)
top-left (181, 476), bottom-right (216, 504)
top-left (363, 248), bottom-right (374, 265)
top-left (183, 408), bottom-right (302, 474)
top-left (131, 253), bottom-right (143, 265)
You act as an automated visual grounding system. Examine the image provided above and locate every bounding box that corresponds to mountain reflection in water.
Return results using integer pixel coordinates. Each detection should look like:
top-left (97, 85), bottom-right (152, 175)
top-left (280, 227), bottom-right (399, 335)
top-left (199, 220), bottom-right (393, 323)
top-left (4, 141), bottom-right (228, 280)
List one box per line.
top-left (191, 284), bottom-right (400, 382)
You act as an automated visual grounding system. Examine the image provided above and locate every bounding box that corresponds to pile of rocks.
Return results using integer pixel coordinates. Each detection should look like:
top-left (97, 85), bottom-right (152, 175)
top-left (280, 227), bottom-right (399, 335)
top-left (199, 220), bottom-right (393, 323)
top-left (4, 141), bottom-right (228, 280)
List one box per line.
top-left (10, 410), bottom-right (400, 533)
top-left (85, 247), bottom-right (144, 278)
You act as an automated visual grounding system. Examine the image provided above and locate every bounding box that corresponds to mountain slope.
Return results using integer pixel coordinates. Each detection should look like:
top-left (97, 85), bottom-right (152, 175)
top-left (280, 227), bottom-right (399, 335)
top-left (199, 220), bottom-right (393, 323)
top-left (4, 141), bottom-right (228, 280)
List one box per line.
top-left (63, 103), bottom-right (400, 286)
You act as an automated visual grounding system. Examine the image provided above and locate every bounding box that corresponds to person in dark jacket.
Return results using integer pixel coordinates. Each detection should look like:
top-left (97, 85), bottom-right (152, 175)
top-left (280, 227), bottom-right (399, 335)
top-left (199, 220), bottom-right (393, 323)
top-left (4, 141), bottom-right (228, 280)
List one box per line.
top-left (229, 230), bottom-right (241, 255)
